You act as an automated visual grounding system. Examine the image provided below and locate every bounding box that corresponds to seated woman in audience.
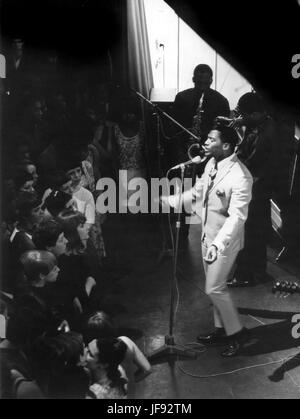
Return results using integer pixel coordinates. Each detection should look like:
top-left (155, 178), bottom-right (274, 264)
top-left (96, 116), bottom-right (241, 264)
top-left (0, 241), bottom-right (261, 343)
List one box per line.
top-left (5, 192), bottom-right (45, 293)
top-left (33, 218), bottom-right (68, 259)
top-left (14, 169), bottom-right (36, 194)
top-left (63, 156), bottom-right (106, 270)
top-left (85, 311), bottom-right (151, 385)
top-left (10, 192), bottom-right (44, 259)
top-left (84, 338), bottom-right (128, 399)
top-left (56, 210), bottom-right (125, 318)
top-left (16, 161), bottom-right (39, 188)
top-left (56, 210), bottom-right (97, 311)
top-left (33, 216), bottom-right (95, 323)
top-left (8, 251), bottom-right (68, 348)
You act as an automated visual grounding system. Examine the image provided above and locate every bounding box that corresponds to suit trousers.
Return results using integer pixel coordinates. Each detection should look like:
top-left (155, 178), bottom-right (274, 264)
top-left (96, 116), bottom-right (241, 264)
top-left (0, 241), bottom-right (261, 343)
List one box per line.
top-left (202, 244), bottom-right (243, 337)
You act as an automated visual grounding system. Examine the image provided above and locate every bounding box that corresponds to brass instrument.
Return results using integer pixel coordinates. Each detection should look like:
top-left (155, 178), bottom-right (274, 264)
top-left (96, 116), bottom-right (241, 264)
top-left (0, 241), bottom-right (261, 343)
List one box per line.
top-left (190, 92), bottom-right (205, 142)
top-left (188, 93), bottom-right (205, 160)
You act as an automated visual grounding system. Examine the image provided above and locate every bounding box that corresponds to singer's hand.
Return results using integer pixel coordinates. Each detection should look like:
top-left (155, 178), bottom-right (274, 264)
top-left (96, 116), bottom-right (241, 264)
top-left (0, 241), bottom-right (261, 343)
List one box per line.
top-left (159, 195), bottom-right (179, 210)
top-left (204, 245), bottom-right (218, 264)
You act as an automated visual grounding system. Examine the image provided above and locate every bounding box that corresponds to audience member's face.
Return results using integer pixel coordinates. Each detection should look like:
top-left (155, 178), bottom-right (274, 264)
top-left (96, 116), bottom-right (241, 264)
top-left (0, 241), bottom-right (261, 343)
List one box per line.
top-left (30, 205), bottom-right (45, 225)
top-left (204, 130), bottom-right (227, 160)
top-left (12, 39), bottom-right (24, 54)
top-left (60, 180), bottom-right (73, 195)
top-left (85, 340), bottom-right (101, 371)
top-left (20, 180), bottom-right (35, 193)
top-left (44, 265), bottom-right (60, 283)
top-left (67, 167), bottom-right (82, 187)
top-left (77, 223), bottom-right (90, 250)
top-left (51, 232), bottom-right (68, 257)
top-left (26, 164), bottom-right (38, 185)
top-left (193, 71), bottom-right (213, 92)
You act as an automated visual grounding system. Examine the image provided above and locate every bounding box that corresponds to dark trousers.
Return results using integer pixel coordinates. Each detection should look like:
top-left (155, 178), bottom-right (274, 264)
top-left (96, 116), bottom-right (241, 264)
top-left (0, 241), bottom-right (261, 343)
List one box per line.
top-left (235, 196), bottom-right (271, 282)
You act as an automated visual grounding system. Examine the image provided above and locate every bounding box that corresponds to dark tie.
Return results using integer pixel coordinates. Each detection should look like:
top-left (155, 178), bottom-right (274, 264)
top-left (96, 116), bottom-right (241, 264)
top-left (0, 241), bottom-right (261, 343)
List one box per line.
top-left (203, 162), bottom-right (218, 225)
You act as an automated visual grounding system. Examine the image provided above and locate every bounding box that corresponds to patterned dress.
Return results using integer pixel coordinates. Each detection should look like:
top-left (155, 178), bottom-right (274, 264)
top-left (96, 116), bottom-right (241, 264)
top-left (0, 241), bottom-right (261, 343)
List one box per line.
top-left (115, 123), bottom-right (146, 211)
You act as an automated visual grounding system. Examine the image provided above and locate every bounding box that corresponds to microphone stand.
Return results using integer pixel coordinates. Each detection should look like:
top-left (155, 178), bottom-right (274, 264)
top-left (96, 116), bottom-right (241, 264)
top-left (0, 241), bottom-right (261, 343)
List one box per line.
top-left (131, 88), bottom-right (198, 364)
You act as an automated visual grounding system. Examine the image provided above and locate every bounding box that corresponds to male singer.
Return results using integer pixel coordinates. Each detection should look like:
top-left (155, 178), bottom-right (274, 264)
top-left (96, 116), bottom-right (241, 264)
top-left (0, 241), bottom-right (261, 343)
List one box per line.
top-left (163, 121), bottom-right (253, 357)
top-left (169, 65), bottom-right (231, 247)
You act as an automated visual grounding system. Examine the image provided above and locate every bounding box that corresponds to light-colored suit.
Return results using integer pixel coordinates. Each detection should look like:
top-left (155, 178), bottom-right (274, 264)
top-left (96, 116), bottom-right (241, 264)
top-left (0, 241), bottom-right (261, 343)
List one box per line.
top-left (170, 153), bottom-right (253, 335)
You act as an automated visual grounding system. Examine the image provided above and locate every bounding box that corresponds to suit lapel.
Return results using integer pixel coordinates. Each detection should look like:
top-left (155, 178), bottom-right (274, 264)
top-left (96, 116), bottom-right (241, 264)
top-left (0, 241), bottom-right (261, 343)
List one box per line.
top-left (209, 155), bottom-right (238, 194)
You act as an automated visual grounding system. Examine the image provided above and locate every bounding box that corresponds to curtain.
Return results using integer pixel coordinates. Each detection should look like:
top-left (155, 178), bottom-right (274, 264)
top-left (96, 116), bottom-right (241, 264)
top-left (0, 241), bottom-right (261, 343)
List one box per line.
top-left (127, 0), bottom-right (154, 98)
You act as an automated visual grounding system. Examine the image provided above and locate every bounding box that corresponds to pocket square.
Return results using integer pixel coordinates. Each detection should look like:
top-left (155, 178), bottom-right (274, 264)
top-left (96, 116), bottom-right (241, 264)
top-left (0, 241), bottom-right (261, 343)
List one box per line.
top-left (216, 189), bottom-right (225, 197)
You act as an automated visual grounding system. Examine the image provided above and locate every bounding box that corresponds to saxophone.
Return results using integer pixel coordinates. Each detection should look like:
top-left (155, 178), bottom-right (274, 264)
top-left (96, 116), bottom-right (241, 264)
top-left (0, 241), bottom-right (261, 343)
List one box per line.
top-left (191, 92), bottom-right (205, 143)
top-left (188, 93), bottom-right (205, 159)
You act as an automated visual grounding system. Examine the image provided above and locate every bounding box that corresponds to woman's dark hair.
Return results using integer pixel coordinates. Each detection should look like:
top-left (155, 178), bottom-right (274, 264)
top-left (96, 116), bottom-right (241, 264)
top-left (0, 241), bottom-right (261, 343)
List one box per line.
top-left (20, 250), bottom-right (57, 283)
top-left (30, 332), bottom-right (88, 399)
top-left (95, 338), bottom-right (127, 385)
top-left (15, 192), bottom-right (42, 226)
top-left (56, 209), bottom-right (86, 252)
top-left (46, 170), bottom-right (70, 190)
top-left (32, 332), bottom-right (84, 371)
top-left (42, 190), bottom-right (73, 217)
top-left (33, 219), bottom-right (63, 250)
top-left (85, 311), bottom-right (117, 343)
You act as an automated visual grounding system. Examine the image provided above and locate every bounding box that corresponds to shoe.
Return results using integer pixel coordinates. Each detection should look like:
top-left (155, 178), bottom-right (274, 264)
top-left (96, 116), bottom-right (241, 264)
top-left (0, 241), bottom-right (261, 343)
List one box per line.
top-left (197, 328), bottom-right (226, 345)
top-left (227, 278), bottom-right (252, 288)
top-left (221, 339), bottom-right (241, 357)
top-left (221, 328), bottom-right (250, 357)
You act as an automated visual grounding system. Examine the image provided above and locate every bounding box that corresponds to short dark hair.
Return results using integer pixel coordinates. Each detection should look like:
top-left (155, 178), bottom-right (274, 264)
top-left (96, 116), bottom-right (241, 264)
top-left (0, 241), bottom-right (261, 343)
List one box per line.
top-left (15, 192), bottom-right (42, 221)
top-left (42, 190), bottom-right (73, 217)
top-left (94, 338), bottom-right (127, 384)
top-left (57, 209), bottom-right (86, 251)
top-left (47, 171), bottom-right (70, 190)
top-left (238, 92), bottom-right (265, 115)
top-left (20, 250), bottom-right (57, 283)
top-left (212, 120), bottom-right (240, 149)
top-left (85, 311), bottom-right (117, 343)
top-left (32, 332), bottom-right (84, 371)
top-left (194, 64), bottom-right (213, 78)
top-left (33, 219), bottom-right (63, 249)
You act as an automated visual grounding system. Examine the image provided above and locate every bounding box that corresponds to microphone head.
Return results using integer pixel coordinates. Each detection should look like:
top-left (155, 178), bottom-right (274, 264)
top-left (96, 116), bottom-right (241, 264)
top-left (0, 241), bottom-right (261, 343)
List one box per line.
top-left (192, 156), bottom-right (202, 164)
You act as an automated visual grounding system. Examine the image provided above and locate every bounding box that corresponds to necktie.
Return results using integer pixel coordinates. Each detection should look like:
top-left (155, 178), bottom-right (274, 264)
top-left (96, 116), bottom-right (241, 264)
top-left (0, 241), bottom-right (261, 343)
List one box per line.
top-left (203, 161), bottom-right (218, 225)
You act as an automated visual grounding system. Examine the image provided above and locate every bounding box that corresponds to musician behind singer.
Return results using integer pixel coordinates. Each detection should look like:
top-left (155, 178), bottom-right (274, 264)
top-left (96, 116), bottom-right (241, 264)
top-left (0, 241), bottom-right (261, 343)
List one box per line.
top-left (171, 64), bottom-right (230, 167)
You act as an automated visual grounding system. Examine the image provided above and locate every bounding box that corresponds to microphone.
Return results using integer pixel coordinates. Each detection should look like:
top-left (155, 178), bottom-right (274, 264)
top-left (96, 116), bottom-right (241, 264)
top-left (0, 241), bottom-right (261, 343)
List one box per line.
top-left (215, 116), bottom-right (235, 126)
top-left (170, 156), bottom-right (203, 171)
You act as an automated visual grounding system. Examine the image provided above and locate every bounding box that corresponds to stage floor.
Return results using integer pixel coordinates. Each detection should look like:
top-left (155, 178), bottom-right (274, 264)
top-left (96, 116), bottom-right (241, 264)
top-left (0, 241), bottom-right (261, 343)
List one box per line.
top-left (103, 214), bottom-right (300, 399)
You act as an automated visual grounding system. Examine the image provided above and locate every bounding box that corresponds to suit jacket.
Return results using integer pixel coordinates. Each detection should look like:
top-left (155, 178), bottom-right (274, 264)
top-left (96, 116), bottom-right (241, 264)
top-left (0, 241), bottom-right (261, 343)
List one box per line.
top-left (176, 154), bottom-right (253, 254)
top-left (173, 88), bottom-right (230, 136)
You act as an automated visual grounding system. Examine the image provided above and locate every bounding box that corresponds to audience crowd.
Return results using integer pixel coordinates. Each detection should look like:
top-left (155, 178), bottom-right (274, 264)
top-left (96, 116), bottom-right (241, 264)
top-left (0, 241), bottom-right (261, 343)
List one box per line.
top-left (1, 39), bottom-right (151, 399)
